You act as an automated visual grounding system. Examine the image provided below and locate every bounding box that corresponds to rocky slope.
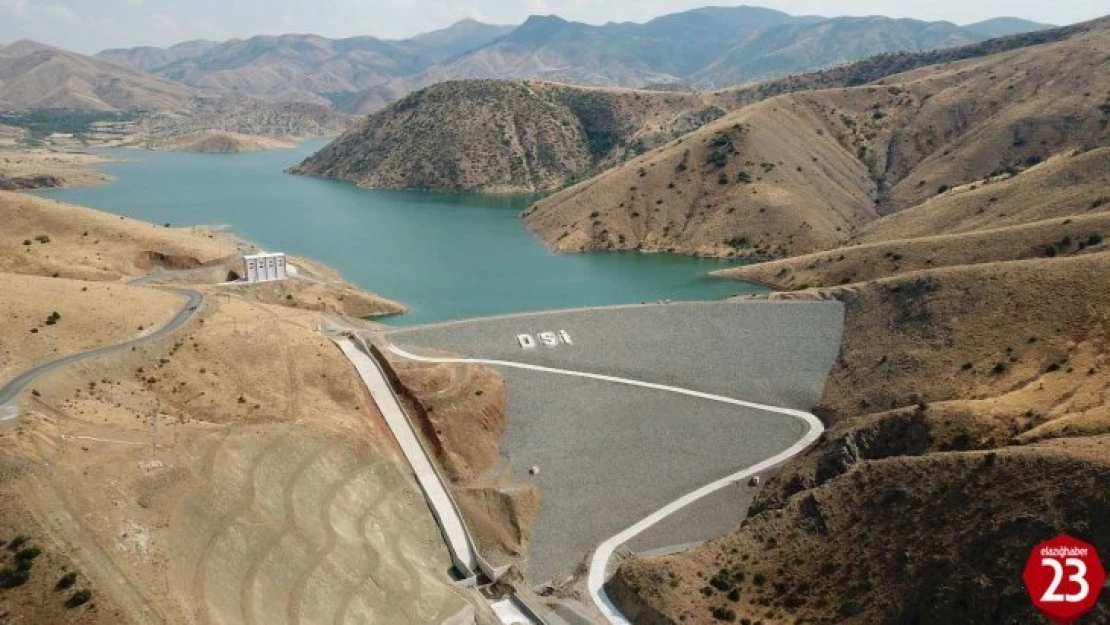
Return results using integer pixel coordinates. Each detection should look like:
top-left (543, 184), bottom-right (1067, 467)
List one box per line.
top-left (292, 80), bottom-right (729, 192)
top-left (525, 18), bottom-right (1110, 258)
top-left (134, 96), bottom-right (353, 141)
top-left (608, 251), bottom-right (1110, 624)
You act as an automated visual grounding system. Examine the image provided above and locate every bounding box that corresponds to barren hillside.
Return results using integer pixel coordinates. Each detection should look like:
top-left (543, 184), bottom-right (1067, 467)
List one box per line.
top-left (379, 349), bottom-right (540, 569)
top-left (0, 41), bottom-right (196, 112)
top-left (0, 191), bottom-right (402, 316)
top-left (714, 148), bottom-right (1110, 288)
top-left (525, 21), bottom-right (1110, 258)
top-left (143, 130), bottom-right (295, 153)
top-left (0, 195), bottom-right (477, 623)
top-left (609, 251), bottom-right (1110, 624)
top-left (293, 80), bottom-right (728, 192)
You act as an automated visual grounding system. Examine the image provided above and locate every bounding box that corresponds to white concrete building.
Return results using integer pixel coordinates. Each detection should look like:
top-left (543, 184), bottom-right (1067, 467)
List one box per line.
top-left (243, 252), bottom-right (288, 283)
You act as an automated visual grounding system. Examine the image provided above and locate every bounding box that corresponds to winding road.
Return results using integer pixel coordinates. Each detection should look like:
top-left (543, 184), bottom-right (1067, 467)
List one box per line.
top-left (0, 287), bottom-right (203, 421)
top-left (381, 339), bottom-right (825, 625)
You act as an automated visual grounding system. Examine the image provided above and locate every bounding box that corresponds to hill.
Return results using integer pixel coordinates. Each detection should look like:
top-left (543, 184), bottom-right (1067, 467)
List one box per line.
top-left (0, 191), bottom-right (478, 625)
top-left (524, 19), bottom-right (1110, 257)
top-left (608, 250), bottom-right (1110, 624)
top-left (964, 16), bottom-right (1055, 38)
top-left (292, 80), bottom-right (730, 192)
top-left (0, 40), bottom-right (197, 112)
top-left (142, 129), bottom-right (295, 153)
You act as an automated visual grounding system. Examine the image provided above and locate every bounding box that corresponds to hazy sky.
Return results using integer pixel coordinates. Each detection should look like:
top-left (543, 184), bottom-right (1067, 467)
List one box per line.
top-left (1, 0), bottom-right (1105, 54)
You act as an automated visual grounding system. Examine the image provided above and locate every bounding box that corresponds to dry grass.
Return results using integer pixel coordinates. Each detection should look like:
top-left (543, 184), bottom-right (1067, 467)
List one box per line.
top-left (379, 348), bottom-right (540, 568)
top-left (143, 130), bottom-right (295, 153)
top-left (0, 148), bottom-right (113, 188)
top-left (611, 252), bottom-right (1110, 623)
top-left (527, 26), bottom-right (1110, 258)
top-left (0, 191), bottom-right (480, 623)
top-left (0, 274), bottom-right (183, 382)
top-left (295, 79), bottom-right (733, 193)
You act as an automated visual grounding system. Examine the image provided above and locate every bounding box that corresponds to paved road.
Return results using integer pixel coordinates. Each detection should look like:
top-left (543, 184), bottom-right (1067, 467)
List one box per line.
top-left (0, 288), bottom-right (203, 421)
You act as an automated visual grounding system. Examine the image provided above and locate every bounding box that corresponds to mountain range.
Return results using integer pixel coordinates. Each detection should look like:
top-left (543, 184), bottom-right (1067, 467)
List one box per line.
top-left (89, 7), bottom-right (1054, 114)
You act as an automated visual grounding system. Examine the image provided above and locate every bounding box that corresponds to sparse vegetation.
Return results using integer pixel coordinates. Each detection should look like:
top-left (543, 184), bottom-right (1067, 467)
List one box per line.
top-left (65, 588), bottom-right (92, 608)
top-left (55, 572), bottom-right (78, 591)
top-left (712, 606), bottom-right (737, 622)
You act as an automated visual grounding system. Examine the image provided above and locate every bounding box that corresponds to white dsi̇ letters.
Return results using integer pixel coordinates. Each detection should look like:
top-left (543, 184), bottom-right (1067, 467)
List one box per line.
top-left (517, 330), bottom-right (573, 349)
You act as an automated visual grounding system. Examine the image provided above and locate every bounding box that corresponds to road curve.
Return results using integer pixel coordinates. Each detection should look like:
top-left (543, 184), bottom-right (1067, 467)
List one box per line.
top-left (381, 340), bottom-right (825, 625)
top-left (0, 287), bottom-right (203, 420)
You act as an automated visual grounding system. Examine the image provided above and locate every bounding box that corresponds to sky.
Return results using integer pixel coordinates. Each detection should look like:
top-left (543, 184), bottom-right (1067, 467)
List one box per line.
top-left (0, 0), bottom-right (1105, 54)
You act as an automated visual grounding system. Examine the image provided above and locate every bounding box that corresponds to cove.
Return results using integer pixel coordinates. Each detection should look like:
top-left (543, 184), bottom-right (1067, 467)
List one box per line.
top-left (38, 140), bottom-right (767, 325)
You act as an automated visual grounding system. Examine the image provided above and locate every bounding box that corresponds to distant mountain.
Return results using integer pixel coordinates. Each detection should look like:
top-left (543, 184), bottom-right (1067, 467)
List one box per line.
top-left (404, 18), bottom-right (515, 60)
top-left (964, 17), bottom-right (1055, 38)
top-left (97, 40), bottom-right (220, 73)
top-left (403, 8), bottom-right (813, 91)
top-left (87, 8), bottom-right (1071, 114)
top-left (95, 20), bottom-right (516, 106)
top-left (691, 16), bottom-right (984, 87)
top-left (0, 40), bottom-right (197, 111)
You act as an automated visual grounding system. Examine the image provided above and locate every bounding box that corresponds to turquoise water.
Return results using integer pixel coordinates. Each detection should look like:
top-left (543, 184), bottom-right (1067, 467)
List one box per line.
top-left (39, 140), bottom-right (765, 325)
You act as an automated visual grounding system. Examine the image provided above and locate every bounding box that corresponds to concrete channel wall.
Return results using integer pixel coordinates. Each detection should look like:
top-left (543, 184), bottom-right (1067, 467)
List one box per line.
top-left (331, 337), bottom-right (548, 625)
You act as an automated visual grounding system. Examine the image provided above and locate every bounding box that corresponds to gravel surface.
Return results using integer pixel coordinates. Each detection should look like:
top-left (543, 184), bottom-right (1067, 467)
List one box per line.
top-left (383, 300), bottom-right (844, 584)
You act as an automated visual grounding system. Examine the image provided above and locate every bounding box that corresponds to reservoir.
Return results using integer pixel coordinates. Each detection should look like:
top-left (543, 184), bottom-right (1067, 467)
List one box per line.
top-left (39, 140), bottom-right (766, 325)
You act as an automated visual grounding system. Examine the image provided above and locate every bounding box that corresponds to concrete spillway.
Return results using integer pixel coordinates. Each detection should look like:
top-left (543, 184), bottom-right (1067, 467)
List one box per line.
top-left (332, 338), bottom-right (480, 577)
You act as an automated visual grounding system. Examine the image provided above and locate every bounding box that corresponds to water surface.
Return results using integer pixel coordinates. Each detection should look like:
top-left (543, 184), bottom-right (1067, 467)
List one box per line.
top-left (40, 141), bottom-right (766, 325)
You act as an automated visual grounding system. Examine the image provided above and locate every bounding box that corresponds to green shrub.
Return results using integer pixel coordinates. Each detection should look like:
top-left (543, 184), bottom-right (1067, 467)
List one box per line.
top-left (712, 606), bottom-right (737, 622)
top-left (65, 588), bottom-right (92, 608)
top-left (937, 184), bottom-right (949, 194)
top-left (16, 546), bottom-right (41, 565)
top-left (736, 171), bottom-right (752, 184)
top-left (718, 172), bottom-right (730, 185)
top-left (55, 572), bottom-right (78, 591)
top-left (0, 567), bottom-right (29, 589)
top-left (1089, 233), bottom-right (1103, 246)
